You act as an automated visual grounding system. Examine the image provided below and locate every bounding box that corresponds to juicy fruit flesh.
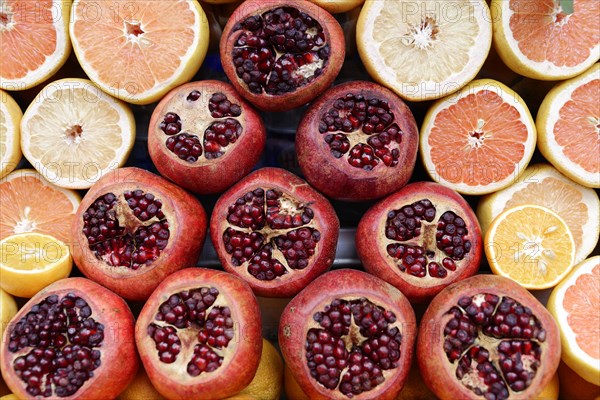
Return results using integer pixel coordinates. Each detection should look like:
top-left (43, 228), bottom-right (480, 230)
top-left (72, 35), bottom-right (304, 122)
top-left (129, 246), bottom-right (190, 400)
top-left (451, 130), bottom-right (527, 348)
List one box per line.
top-left (82, 191), bottom-right (170, 269)
top-left (7, 294), bottom-right (104, 398)
top-left (147, 287), bottom-right (234, 376)
top-left (305, 297), bottom-right (402, 398)
top-left (232, 7), bottom-right (330, 95)
top-left (443, 294), bottom-right (547, 399)
top-left (384, 199), bottom-right (472, 279)
top-left (223, 188), bottom-right (321, 281)
top-left (159, 92), bottom-right (243, 162)
top-left (319, 93), bottom-right (404, 171)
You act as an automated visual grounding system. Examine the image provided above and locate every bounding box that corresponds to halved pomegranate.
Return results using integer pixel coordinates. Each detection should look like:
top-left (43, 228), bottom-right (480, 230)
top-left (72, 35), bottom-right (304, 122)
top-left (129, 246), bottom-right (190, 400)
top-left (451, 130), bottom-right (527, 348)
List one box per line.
top-left (210, 167), bottom-right (339, 298)
top-left (417, 274), bottom-right (561, 400)
top-left (135, 268), bottom-right (262, 400)
top-left (220, 0), bottom-right (345, 111)
top-left (148, 80), bottom-right (266, 194)
top-left (279, 269), bottom-right (416, 399)
top-left (356, 182), bottom-right (482, 303)
top-left (71, 167), bottom-right (207, 301)
top-left (297, 81), bottom-right (419, 201)
top-left (0, 278), bottom-right (138, 400)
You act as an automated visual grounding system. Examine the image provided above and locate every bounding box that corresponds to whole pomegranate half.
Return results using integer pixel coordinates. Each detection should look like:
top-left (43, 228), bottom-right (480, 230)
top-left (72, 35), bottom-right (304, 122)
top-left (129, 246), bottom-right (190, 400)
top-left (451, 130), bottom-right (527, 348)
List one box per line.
top-left (356, 182), bottom-right (482, 303)
top-left (417, 274), bottom-right (561, 400)
top-left (71, 167), bottom-right (207, 301)
top-left (148, 80), bottom-right (266, 194)
top-left (220, 0), bottom-right (345, 111)
top-left (279, 269), bottom-right (417, 399)
top-left (0, 278), bottom-right (138, 400)
top-left (297, 81), bottom-right (419, 201)
top-left (210, 167), bottom-right (339, 297)
top-left (135, 268), bottom-right (262, 400)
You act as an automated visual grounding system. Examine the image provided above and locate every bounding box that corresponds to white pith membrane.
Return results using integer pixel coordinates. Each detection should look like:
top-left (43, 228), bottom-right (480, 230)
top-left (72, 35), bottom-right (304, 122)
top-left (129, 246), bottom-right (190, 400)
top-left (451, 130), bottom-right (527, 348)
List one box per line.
top-left (358, 0), bottom-right (492, 101)
top-left (480, 164), bottom-right (600, 263)
top-left (222, 186), bottom-right (322, 284)
top-left (144, 285), bottom-right (238, 381)
top-left (440, 293), bottom-right (548, 399)
top-left (0, 0), bottom-right (70, 90)
top-left (304, 295), bottom-right (405, 397)
top-left (380, 196), bottom-right (475, 287)
top-left (0, 96), bottom-right (16, 165)
top-left (70, 0), bottom-right (205, 103)
top-left (420, 82), bottom-right (536, 195)
top-left (154, 88), bottom-right (246, 166)
top-left (497, 0), bottom-right (600, 79)
top-left (550, 257), bottom-right (600, 378)
top-left (6, 292), bottom-right (105, 397)
top-left (538, 65), bottom-right (600, 187)
top-left (20, 80), bottom-right (134, 189)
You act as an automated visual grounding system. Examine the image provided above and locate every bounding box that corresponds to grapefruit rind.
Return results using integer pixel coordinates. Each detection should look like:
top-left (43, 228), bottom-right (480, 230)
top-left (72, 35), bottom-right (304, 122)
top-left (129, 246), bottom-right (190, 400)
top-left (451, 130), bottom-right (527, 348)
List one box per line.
top-left (69, 0), bottom-right (210, 105)
top-left (357, 0), bottom-right (492, 102)
top-left (420, 78), bottom-right (537, 195)
top-left (536, 63), bottom-right (600, 188)
top-left (491, 0), bottom-right (600, 80)
top-left (476, 163), bottom-right (600, 263)
top-left (0, 0), bottom-right (72, 91)
top-left (19, 78), bottom-right (135, 189)
top-left (0, 90), bottom-right (23, 179)
top-left (548, 256), bottom-right (600, 386)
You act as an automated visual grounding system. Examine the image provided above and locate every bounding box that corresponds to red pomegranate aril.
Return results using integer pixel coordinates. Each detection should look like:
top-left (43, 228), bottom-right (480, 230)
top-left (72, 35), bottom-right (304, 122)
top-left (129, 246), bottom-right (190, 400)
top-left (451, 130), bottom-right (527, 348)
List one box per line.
top-left (211, 168), bottom-right (339, 297)
top-left (0, 279), bottom-right (137, 400)
top-left (279, 269), bottom-right (416, 399)
top-left (135, 268), bottom-right (262, 400)
top-left (417, 275), bottom-right (560, 400)
top-left (357, 182), bottom-right (482, 303)
top-left (221, 0), bottom-right (345, 111)
top-left (297, 81), bottom-right (419, 201)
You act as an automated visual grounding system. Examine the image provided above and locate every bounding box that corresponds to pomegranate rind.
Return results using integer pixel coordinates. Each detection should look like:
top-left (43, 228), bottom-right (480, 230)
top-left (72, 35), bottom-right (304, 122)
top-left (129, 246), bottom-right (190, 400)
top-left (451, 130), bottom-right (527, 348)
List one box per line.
top-left (71, 167), bottom-right (207, 301)
top-left (417, 274), bottom-right (561, 400)
top-left (356, 181), bottom-right (482, 303)
top-left (0, 277), bottom-right (139, 400)
top-left (210, 167), bottom-right (340, 298)
top-left (135, 268), bottom-right (263, 400)
top-left (278, 268), bottom-right (417, 400)
top-left (296, 80), bottom-right (419, 201)
top-left (548, 256), bottom-right (600, 386)
top-left (220, 0), bottom-right (346, 112)
top-left (148, 80), bottom-right (266, 194)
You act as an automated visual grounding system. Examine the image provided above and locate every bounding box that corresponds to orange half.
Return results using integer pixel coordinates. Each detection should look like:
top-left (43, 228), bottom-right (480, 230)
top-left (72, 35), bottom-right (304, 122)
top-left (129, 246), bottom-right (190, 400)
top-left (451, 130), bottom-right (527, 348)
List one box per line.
top-left (0, 0), bottom-right (71, 90)
top-left (69, 0), bottom-right (209, 105)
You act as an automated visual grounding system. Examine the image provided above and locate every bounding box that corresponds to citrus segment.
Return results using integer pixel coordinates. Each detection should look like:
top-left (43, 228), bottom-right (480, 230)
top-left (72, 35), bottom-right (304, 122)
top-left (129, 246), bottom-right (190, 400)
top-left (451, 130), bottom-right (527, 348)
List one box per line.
top-left (20, 79), bottom-right (135, 189)
top-left (477, 163), bottom-right (599, 263)
top-left (537, 63), bottom-right (600, 188)
top-left (491, 0), bottom-right (600, 80)
top-left (0, 0), bottom-right (71, 90)
top-left (357, 0), bottom-right (492, 101)
top-left (0, 90), bottom-right (22, 178)
top-left (0, 169), bottom-right (80, 243)
top-left (548, 256), bottom-right (600, 386)
top-left (421, 79), bottom-right (536, 195)
top-left (485, 205), bottom-right (575, 289)
top-left (70, 0), bottom-right (209, 105)
top-left (0, 233), bottom-right (72, 298)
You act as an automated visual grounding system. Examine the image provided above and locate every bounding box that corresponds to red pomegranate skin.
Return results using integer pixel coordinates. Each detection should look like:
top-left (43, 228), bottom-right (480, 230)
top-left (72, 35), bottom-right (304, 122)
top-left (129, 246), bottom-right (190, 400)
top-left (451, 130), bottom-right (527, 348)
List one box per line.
top-left (71, 167), bottom-right (207, 301)
top-left (210, 167), bottom-right (340, 298)
top-left (417, 275), bottom-right (561, 400)
top-left (0, 278), bottom-right (138, 400)
top-left (135, 268), bottom-right (262, 400)
top-left (356, 181), bottom-right (482, 303)
top-left (220, 0), bottom-right (346, 112)
top-left (296, 81), bottom-right (419, 201)
top-left (279, 269), bottom-right (417, 400)
top-left (148, 80), bottom-right (266, 195)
